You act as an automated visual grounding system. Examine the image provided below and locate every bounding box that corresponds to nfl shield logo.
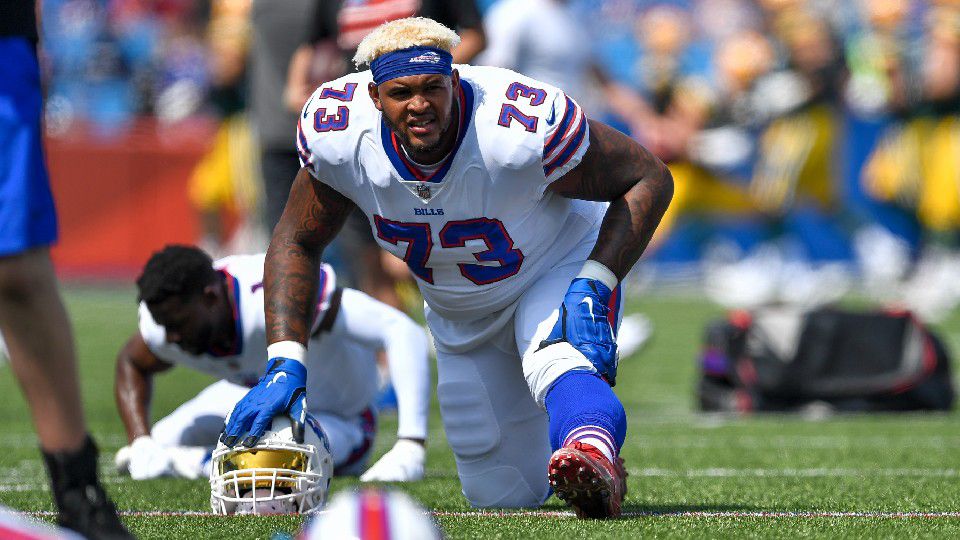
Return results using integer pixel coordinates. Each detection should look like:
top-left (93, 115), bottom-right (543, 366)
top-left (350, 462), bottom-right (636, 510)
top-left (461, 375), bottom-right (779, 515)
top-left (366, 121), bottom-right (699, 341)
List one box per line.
top-left (415, 183), bottom-right (432, 201)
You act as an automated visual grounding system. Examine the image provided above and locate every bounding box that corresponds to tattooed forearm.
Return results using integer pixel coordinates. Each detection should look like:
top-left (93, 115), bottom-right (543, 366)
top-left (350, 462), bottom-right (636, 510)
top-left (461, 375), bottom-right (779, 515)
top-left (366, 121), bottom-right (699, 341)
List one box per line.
top-left (264, 168), bottom-right (354, 346)
top-left (589, 176), bottom-right (671, 279)
top-left (549, 119), bottom-right (674, 279)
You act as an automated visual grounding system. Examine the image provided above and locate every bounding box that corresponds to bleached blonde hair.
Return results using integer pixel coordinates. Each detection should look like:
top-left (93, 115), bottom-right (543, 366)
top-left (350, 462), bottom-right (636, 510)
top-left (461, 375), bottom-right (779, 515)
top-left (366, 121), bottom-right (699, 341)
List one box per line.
top-left (353, 17), bottom-right (461, 69)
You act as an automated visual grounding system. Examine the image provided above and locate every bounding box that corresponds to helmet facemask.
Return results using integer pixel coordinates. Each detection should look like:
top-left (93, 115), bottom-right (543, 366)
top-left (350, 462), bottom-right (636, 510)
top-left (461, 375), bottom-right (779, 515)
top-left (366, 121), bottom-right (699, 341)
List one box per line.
top-left (210, 416), bottom-right (333, 515)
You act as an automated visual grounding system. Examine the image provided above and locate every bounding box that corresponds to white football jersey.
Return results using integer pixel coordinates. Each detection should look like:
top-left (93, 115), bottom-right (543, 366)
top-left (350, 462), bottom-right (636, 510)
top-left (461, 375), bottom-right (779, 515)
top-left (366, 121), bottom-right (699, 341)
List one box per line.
top-left (139, 254), bottom-right (378, 417)
top-left (297, 65), bottom-right (606, 322)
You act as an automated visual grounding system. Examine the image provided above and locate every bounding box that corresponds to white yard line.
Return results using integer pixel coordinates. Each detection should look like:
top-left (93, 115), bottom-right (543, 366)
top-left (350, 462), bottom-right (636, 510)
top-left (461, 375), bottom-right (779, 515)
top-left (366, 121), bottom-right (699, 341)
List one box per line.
top-left (420, 467), bottom-right (960, 479)
top-left (630, 435), bottom-right (960, 449)
top-left (2, 467), bottom-right (954, 495)
top-left (629, 467), bottom-right (960, 478)
top-left (18, 510), bottom-right (960, 519)
top-left (431, 510), bottom-right (960, 519)
top-left (0, 485), bottom-right (39, 493)
top-left (3, 435), bottom-right (128, 449)
top-left (25, 511), bottom-right (216, 517)
top-left (0, 478), bottom-right (124, 493)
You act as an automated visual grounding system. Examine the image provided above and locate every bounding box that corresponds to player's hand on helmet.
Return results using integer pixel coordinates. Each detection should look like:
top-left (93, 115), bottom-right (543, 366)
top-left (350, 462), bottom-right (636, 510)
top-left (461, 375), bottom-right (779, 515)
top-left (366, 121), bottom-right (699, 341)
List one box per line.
top-left (122, 435), bottom-right (175, 480)
top-left (540, 278), bottom-right (619, 386)
top-left (221, 357), bottom-right (308, 448)
top-left (359, 439), bottom-right (425, 482)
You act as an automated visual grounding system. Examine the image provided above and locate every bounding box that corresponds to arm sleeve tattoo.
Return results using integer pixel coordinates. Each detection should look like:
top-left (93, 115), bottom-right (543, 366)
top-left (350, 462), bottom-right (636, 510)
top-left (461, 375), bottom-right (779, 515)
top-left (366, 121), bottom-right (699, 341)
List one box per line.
top-left (264, 168), bottom-right (355, 346)
top-left (549, 119), bottom-right (674, 279)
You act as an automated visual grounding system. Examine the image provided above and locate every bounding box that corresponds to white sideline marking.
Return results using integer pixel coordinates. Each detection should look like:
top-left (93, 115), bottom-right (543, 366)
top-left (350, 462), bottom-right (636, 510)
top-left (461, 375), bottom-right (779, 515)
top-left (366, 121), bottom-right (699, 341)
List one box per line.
top-left (430, 511), bottom-right (960, 519)
top-left (0, 478), bottom-right (123, 493)
top-left (5, 468), bottom-right (955, 495)
top-left (2, 434), bottom-right (127, 449)
top-left (0, 485), bottom-right (36, 493)
top-left (19, 510), bottom-right (960, 519)
top-left (629, 468), bottom-right (960, 478)
top-left (26, 511), bottom-right (217, 517)
top-left (424, 467), bottom-right (960, 479)
top-left (631, 435), bottom-right (960, 449)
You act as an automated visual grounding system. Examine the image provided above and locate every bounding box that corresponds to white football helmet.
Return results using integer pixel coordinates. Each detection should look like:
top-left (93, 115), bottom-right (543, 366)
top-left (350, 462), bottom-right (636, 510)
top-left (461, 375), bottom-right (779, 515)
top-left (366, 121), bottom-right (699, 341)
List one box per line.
top-left (209, 414), bottom-right (333, 515)
top-left (301, 489), bottom-right (442, 540)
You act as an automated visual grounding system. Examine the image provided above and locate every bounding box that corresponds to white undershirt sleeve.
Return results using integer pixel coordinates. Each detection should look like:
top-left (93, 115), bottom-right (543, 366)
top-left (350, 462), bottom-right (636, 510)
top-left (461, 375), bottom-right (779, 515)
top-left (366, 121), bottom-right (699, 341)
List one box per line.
top-left (333, 288), bottom-right (430, 441)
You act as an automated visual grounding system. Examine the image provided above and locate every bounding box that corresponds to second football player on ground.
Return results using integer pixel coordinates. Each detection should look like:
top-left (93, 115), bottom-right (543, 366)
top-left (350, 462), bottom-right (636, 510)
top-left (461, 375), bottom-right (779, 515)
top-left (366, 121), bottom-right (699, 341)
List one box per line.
top-left (113, 245), bottom-right (430, 482)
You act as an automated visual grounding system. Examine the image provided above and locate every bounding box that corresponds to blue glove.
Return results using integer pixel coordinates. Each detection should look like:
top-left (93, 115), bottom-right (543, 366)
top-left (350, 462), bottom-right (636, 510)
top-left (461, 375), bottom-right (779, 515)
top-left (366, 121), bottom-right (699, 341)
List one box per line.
top-left (221, 358), bottom-right (308, 447)
top-left (540, 278), bottom-right (619, 386)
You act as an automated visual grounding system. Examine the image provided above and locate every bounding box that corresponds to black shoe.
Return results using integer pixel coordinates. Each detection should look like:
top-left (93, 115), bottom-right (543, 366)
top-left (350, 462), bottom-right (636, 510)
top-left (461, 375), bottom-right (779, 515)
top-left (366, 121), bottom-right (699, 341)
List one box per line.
top-left (42, 435), bottom-right (134, 540)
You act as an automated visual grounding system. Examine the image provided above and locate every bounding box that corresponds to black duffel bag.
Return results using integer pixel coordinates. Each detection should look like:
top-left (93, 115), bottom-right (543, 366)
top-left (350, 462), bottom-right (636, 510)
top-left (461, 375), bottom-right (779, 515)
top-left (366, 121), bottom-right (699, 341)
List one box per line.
top-left (697, 306), bottom-right (955, 413)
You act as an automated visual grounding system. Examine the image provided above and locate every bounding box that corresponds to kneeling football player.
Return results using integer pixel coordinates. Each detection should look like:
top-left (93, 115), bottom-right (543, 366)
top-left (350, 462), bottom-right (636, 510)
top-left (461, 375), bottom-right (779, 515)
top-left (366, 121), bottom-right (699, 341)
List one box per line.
top-left (224, 18), bottom-right (673, 519)
top-left (113, 245), bottom-right (430, 482)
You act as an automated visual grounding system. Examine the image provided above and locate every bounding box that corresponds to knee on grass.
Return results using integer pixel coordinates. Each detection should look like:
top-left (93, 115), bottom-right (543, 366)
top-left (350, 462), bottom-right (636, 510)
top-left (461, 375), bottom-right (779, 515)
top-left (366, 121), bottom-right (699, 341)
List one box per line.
top-left (460, 465), bottom-right (549, 509)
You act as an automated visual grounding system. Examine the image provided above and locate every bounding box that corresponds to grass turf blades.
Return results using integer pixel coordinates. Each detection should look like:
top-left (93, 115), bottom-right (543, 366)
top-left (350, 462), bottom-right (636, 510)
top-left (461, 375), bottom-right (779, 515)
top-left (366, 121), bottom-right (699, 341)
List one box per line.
top-left (0, 287), bottom-right (958, 538)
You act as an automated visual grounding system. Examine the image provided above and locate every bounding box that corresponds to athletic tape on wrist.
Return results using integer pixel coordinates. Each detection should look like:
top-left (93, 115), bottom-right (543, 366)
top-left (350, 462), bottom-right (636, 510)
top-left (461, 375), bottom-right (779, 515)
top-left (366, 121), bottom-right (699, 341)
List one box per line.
top-left (576, 260), bottom-right (618, 291)
top-left (267, 341), bottom-right (307, 365)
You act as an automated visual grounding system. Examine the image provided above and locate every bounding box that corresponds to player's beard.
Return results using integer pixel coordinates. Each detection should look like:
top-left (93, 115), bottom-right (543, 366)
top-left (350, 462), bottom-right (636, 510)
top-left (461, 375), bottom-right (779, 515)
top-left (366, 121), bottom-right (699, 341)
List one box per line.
top-left (387, 100), bottom-right (459, 160)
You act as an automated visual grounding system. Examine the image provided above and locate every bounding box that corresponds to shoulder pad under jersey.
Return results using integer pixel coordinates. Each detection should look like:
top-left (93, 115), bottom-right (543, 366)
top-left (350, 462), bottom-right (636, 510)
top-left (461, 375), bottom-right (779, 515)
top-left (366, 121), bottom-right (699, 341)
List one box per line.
top-left (459, 64), bottom-right (590, 183)
top-left (297, 71), bottom-right (378, 176)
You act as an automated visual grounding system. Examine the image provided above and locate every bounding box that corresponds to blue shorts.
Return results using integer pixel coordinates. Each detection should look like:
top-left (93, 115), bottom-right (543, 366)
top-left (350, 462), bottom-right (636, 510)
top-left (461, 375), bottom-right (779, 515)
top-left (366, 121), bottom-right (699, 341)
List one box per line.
top-left (0, 37), bottom-right (58, 257)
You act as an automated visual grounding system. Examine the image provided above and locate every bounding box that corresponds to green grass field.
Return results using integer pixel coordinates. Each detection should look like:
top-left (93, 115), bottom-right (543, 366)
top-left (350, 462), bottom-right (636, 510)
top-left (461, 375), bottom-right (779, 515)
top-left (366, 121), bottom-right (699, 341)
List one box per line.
top-left (2, 286), bottom-right (960, 538)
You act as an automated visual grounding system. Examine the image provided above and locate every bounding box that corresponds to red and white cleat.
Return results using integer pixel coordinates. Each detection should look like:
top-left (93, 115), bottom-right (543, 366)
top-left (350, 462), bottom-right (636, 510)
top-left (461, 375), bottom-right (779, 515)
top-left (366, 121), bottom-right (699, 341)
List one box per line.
top-left (547, 441), bottom-right (627, 519)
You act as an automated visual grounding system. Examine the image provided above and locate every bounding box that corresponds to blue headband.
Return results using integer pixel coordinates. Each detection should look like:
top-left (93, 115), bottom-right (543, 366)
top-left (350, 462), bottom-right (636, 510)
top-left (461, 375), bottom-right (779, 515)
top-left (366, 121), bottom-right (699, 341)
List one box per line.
top-left (370, 46), bottom-right (453, 85)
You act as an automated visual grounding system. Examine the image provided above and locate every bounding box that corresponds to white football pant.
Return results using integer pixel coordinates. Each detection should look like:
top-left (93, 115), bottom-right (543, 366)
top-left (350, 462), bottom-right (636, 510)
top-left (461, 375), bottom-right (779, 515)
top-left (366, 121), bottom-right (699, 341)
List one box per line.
top-left (429, 237), bottom-right (623, 508)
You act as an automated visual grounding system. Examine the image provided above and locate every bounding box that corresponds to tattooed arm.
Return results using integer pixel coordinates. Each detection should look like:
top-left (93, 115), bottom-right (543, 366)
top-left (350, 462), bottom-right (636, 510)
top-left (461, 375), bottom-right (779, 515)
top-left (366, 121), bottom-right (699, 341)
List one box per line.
top-left (220, 168), bottom-right (355, 447)
top-left (548, 119), bottom-right (674, 279)
top-left (265, 167), bottom-right (355, 347)
top-left (540, 120), bottom-right (672, 386)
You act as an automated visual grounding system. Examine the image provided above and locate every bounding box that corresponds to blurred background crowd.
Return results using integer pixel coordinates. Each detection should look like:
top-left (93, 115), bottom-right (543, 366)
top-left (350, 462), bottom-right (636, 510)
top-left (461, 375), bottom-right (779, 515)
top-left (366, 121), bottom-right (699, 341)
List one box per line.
top-left (36, 0), bottom-right (960, 321)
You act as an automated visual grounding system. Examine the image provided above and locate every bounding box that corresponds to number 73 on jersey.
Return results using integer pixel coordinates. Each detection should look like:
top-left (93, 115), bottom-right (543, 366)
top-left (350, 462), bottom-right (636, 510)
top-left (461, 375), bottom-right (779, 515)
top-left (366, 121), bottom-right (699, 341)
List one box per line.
top-left (374, 215), bottom-right (524, 286)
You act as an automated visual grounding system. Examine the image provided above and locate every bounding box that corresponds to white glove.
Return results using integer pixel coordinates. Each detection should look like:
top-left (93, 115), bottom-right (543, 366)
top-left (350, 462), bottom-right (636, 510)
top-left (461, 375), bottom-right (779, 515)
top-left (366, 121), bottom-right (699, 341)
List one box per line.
top-left (127, 435), bottom-right (175, 480)
top-left (114, 444), bottom-right (132, 474)
top-left (360, 439), bottom-right (425, 482)
top-left (167, 446), bottom-right (211, 480)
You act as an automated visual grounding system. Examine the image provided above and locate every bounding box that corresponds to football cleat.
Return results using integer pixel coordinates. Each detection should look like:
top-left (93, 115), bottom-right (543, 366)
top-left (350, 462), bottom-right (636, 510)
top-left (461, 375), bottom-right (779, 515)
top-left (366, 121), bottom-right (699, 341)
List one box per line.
top-left (547, 441), bottom-right (627, 519)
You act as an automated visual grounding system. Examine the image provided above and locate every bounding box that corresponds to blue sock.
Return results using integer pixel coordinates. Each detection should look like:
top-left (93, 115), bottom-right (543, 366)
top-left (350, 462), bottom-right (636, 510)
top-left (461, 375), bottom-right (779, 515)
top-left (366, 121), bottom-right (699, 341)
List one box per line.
top-left (544, 370), bottom-right (627, 458)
